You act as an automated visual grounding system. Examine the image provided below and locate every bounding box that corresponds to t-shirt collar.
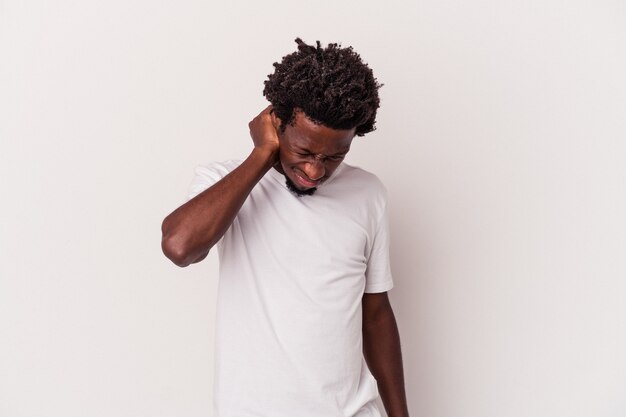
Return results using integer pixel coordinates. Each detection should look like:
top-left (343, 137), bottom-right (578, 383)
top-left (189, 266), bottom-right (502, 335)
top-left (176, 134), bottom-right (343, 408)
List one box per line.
top-left (267, 162), bottom-right (345, 189)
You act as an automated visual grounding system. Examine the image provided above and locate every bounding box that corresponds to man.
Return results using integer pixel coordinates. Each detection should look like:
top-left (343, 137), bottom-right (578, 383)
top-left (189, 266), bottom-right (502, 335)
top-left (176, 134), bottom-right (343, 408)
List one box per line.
top-left (162, 38), bottom-right (409, 417)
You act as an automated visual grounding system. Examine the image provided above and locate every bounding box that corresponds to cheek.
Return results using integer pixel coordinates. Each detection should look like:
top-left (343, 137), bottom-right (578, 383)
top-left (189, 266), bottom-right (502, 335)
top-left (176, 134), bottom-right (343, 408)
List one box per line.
top-left (277, 151), bottom-right (300, 178)
top-left (277, 141), bottom-right (292, 163)
top-left (278, 150), bottom-right (293, 168)
top-left (325, 160), bottom-right (343, 173)
top-left (278, 148), bottom-right (300, 168)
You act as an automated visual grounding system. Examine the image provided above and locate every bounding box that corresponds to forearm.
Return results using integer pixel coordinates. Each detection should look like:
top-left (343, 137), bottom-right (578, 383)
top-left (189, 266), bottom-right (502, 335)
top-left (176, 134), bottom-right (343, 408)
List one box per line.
top-left (363, 311), bottom-right (409, 417)
top-left (161, 147), bottom-right (276, 266)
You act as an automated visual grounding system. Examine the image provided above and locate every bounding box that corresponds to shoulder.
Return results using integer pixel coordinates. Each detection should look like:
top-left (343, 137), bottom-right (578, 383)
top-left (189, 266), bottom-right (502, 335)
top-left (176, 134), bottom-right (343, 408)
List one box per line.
top-left (332, 163), bottom-right (390, 236)
top-left (335, 162), bottom-right (388, 199)
top-left (326, 163), bottom-right (389, 222)
top-left (187, 159), bottom-right (243, 201)
top-left (194, 159), bottom-right (243, 177)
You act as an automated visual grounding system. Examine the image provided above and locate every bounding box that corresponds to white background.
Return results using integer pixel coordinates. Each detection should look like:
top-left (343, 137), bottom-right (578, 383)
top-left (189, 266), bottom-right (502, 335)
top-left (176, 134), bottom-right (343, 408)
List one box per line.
top-left (1, 1), bottom-right (625, 416)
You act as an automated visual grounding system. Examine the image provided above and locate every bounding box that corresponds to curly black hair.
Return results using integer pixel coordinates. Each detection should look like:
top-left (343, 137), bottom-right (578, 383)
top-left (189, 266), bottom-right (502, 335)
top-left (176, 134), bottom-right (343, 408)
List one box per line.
top-left (263, 38), bottom-right (382, 137)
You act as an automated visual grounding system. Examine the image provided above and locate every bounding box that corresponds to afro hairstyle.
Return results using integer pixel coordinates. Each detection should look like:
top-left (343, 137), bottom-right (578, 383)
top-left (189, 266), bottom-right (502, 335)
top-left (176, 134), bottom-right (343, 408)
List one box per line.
top-left (263, 38), bottom-right (382, 137)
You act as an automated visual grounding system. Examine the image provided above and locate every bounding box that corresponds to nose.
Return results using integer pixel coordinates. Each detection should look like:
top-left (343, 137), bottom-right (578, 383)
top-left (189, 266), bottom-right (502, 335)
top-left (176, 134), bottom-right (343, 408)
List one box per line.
top-left (303, 159), bottom-right (325, 181)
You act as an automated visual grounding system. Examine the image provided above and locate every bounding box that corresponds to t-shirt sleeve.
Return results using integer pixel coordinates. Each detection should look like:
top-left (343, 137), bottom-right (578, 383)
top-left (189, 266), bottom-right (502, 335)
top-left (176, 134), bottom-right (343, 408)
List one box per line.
top-left (185, 161), bottom-right (240, 248)
top-left (364, 200), bottom-right (394, 293)
top-left (186, 161), bottom-right (236, 201)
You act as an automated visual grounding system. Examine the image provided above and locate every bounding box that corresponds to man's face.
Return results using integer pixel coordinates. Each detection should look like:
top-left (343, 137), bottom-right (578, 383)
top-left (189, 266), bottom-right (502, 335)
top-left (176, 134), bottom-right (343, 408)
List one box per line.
top-left (273, 110), bottom-right (355, 196)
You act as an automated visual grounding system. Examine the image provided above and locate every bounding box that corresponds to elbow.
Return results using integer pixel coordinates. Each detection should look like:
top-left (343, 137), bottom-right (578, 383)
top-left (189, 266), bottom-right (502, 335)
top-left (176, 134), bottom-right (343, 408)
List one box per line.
top-left (161, 218), bottom-right (194, 267)
top-left (161, 216), bottom-right (214, 267)
top-left (161, 235), bottom-right (192, 267)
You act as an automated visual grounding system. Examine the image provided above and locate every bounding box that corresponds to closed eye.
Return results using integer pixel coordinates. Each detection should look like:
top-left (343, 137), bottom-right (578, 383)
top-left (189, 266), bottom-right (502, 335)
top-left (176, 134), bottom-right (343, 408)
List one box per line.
top-left (294, 150), bottom-right (345, 161)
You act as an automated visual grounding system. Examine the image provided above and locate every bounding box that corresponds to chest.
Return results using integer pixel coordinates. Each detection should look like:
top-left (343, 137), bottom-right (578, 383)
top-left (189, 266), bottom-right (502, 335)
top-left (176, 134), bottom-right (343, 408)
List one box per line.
top-left (234, 185), bottom-right (374, 271)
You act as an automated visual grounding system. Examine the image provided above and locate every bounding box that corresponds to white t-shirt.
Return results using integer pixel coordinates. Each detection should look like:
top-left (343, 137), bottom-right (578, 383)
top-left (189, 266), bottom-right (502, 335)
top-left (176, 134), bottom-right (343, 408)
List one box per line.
top-left (187, 160), bottom-right (394, 417)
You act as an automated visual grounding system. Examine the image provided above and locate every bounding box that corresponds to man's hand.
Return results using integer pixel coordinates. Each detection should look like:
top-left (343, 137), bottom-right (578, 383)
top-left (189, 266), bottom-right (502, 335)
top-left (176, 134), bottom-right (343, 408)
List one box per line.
top-left (248, 105), bottom-right (281, 164)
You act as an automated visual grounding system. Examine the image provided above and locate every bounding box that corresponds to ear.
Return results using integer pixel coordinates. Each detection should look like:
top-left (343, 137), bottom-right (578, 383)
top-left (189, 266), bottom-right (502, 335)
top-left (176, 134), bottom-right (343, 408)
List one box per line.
top-left (270, 108), bottom-right (281, 132)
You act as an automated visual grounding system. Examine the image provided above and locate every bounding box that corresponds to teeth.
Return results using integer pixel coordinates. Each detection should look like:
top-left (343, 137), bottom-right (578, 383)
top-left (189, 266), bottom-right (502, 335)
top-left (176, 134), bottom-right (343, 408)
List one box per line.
top-left (297, 174), bottom-right (316, 186)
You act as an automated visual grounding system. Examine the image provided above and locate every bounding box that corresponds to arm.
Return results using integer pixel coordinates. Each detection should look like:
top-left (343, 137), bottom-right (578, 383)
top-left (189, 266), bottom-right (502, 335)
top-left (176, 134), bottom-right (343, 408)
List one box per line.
top-left (161, 106), bottom-right (280, 267)
top-left (362, 292), bottom-right (410, 417)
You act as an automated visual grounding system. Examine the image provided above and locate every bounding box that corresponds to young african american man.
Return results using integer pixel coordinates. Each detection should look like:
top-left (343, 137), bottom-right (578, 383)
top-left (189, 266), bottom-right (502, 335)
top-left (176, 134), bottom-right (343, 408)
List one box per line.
top-left (162, 38), bottom-right (410, 417)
